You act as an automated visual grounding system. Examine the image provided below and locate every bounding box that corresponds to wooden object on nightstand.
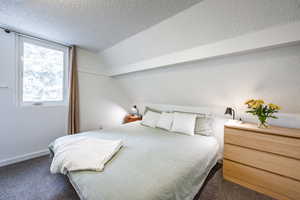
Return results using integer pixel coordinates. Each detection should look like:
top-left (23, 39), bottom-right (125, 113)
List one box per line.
top-left (123, 114), bottom-right (142, 124)
top-left (223, 122), bottom-right (300, 200)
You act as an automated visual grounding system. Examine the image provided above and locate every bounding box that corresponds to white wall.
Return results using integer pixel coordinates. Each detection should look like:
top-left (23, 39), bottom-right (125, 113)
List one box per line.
top-left (114, 44), bottom-right (300, 127)
top-left (77, 48), bottom-right (132, 131)
top-left (0, 33), bottom-right (132, 166)
top-left (100, 0), bottom-right (300, 70)
top-left (97, 0), bottom-right (300, 128)
top-left (0, 31), bottom-right (68, 166)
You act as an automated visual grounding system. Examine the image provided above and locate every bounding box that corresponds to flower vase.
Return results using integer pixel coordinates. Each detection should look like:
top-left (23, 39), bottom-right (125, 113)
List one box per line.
top-left (258, 121), bottom-right (269, 128)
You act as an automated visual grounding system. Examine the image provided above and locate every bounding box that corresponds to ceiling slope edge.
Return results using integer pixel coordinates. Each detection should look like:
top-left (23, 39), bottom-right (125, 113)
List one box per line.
top-left (108, 21), bottom-right (300, 76)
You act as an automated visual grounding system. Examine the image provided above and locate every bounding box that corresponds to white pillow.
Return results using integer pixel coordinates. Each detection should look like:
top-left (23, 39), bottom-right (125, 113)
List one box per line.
top-left (156, 112), bottom-right (174, 130)
top-left (141, 111), bottom-right (161, 128)
top-left (171, 112), bottom-right (197, 136)
top-left (194, 116), bottom-right (213, 136)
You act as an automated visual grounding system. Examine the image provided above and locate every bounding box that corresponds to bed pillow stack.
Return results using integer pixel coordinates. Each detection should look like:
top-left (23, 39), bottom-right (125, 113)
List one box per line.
top-left (156, 112), bottom-right (174, 130)
top-left (194, 116), bottom-right (213, 136)
top-left (171, 112), bottom-right (197, 136)
top-left (141, 107), bottom-right (213, 136)
top-left (141, 110), bottom-right (161, 128)
top-left (141, 107), bottom-right (162, 127)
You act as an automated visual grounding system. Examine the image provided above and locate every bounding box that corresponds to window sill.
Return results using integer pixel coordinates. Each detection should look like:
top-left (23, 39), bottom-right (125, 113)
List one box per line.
top-left (20, 102), bottom-right (68, 108)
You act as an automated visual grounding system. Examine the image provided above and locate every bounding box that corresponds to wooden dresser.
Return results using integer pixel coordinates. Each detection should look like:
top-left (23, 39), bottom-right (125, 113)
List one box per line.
top-left (223, 122), bottom-right (300, 200)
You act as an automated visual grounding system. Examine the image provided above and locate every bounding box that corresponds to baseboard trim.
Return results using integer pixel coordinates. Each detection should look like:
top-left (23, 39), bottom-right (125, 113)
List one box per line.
top-left (0, 149), bottom-right (50, 167)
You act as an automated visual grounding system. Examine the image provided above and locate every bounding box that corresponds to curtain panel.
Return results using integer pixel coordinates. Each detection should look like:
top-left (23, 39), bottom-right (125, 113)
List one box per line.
top-left (68, 46), bottom-right (80, 134)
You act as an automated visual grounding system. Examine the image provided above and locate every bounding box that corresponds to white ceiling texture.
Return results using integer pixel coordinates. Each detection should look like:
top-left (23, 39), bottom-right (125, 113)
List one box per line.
top-left (0, 0), bottom-right (202, 52)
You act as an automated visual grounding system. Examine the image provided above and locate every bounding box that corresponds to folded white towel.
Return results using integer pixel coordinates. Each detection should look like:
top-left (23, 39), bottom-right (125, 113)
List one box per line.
top-left (50, 136), bottom-right (123, 174)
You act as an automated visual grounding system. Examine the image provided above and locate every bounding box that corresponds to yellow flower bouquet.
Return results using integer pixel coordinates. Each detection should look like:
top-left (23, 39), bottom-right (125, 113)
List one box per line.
top-left (245, 99), bottom-right (281, 128)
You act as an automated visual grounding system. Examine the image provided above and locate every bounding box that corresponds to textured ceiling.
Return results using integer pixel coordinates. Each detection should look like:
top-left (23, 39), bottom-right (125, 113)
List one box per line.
top-left (0, 0), bottom-right (202, 52)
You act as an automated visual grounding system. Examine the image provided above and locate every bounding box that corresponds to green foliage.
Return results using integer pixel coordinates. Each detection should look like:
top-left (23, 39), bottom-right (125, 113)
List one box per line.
top-left (246, 104), bottom-right (279, 126)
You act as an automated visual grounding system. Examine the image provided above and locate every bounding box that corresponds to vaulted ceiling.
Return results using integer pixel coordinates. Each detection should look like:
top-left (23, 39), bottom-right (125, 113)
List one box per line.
top-left (0, 0), bottom-right (202, 52)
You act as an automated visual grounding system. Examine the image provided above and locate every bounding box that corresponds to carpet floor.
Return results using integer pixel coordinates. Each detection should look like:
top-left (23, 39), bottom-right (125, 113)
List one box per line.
top-left (0, 156), bottom-right (275, 200)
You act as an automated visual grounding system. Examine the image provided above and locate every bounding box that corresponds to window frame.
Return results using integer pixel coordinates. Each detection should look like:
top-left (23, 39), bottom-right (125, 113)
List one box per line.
top-left (17, 36), bottom-right (69, 107)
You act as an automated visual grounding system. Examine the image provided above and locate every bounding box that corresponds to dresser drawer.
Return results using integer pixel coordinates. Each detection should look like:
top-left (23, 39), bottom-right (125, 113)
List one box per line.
top-left (223, 160), bottom-right (300, 200)
top-left (224, 144), bottom-right (300, 181)
top-left (224, 127), bottom-right (300, 160)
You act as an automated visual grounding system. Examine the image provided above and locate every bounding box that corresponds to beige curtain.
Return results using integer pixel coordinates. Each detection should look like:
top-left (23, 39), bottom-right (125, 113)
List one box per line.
top-left (68, 46), bottom-right (80, 134)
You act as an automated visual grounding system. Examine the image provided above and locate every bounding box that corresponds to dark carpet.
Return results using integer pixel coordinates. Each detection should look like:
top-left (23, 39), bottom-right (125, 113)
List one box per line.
top-left (0, 156), bottom-right (78, 200)
top-left (0, 156), bottom-right (275, 200)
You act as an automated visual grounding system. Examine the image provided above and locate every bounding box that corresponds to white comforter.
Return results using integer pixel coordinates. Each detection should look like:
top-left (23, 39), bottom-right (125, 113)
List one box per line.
top-left (50, 136), bottom-right (123, 174)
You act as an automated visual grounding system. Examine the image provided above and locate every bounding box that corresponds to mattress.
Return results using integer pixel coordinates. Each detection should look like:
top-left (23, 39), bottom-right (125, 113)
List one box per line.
top-left (49, 122), bottom-right (219, 200)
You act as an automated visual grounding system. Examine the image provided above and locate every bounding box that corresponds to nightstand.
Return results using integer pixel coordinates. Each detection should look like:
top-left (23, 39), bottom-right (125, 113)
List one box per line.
top-left (123, 114), bottom-right (142, 124)
top-left (223, 122), bottom-right (300, 200)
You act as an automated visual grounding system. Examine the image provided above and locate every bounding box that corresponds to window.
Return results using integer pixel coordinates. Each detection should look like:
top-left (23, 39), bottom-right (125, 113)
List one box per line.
top-left (18, 36), bottom-right (68, 106)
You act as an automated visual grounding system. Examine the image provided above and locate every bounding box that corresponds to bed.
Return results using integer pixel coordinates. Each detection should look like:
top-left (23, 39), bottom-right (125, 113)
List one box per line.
top-left (49, 121), bottom-right (219, 200)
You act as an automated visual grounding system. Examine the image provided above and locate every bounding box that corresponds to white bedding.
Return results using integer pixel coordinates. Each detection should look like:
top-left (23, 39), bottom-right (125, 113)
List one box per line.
top-left (49, 122), bottom-right (219, 200)
top-left (50, 136), bottom-right (123, 174)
